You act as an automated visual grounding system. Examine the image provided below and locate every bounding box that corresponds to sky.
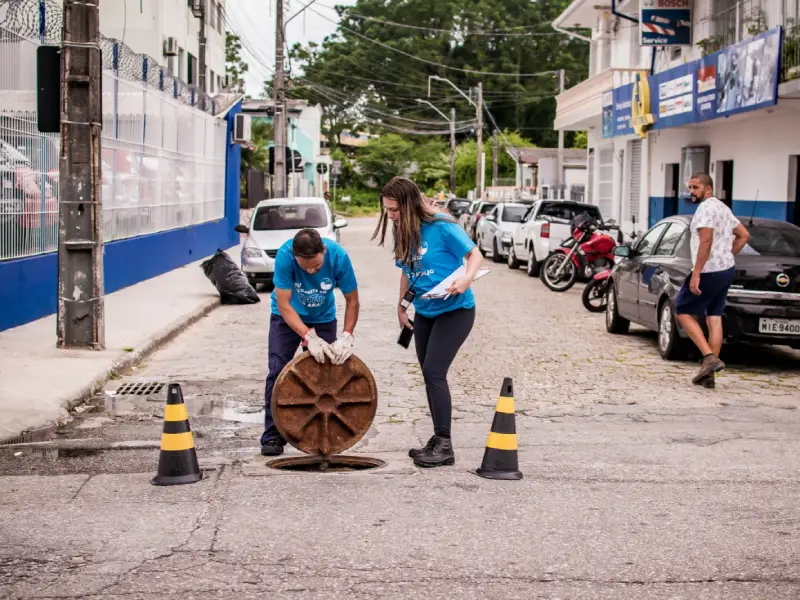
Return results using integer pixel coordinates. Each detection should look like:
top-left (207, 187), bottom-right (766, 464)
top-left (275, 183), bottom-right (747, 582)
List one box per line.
top-left (226, 0), bottom-right (356, 97)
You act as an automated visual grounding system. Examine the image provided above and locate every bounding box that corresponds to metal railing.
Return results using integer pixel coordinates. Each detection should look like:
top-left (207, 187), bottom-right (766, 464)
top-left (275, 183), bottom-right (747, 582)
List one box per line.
top-left (783, 18), bottom-right (800, 81)
top-left (0, 0), bottom-right (235, 261)
top-left (706, 0), bottom-right (769, 54)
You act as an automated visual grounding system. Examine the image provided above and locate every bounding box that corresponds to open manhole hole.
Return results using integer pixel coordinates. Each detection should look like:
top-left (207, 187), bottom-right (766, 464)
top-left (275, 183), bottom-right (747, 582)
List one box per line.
top-left (267, 455), bottom-right (386, 473)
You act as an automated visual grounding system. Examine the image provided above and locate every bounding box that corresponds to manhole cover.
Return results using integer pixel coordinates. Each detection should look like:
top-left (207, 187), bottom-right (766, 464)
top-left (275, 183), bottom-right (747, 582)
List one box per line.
top-left (267, 455), bottom-right (386, 473)
top-left (114, 381), bottom-right (165, 397)
top-left (271, 352), bottom-right (378, 456)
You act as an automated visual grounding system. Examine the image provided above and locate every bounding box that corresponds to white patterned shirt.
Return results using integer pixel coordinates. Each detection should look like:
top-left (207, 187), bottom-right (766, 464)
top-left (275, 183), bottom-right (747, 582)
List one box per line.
top-left (690, 197), bottom-right (741, 273)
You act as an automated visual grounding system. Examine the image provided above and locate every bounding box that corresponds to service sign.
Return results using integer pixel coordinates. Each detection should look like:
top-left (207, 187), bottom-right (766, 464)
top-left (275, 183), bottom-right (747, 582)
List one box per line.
top-left (640, 0), bottom-right (692, 46)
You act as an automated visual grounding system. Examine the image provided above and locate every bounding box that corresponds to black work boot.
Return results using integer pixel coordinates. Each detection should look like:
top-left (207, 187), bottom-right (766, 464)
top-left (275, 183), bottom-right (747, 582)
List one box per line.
top-left (413, 435), bottom-right (455, 468)
top-left (408, 435), bottom-right (436, 458)
top-left (260, 440), bottom-right (285, 456)
top-left (700, 372), bottom-right (716, 389)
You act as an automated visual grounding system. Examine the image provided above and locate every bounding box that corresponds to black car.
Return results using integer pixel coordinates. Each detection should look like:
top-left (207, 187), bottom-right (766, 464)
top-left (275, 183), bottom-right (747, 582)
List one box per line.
top-left (606, 216), bottom-right (800, 359)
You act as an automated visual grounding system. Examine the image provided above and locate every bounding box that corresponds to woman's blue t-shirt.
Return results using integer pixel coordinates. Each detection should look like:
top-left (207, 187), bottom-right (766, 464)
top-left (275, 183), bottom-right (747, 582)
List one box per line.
top-left (395, 215), bottom-right (476, 318)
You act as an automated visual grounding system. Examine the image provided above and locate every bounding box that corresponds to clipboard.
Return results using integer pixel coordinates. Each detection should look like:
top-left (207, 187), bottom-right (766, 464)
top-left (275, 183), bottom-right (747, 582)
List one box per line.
top-left (420, 266), bottom-right (490, 300)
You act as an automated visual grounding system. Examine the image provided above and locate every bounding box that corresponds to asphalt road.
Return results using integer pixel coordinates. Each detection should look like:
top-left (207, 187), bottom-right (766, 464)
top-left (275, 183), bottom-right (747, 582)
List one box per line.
top-left (2, 217), bottom-right (799, 599)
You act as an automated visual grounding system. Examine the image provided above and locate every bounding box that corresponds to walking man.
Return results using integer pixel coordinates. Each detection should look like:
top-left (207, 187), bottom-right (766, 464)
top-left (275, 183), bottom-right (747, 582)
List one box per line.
top-left (675, 173), bottom-right (750, 387)
top-left (260, 228), bottom-right (360, 456)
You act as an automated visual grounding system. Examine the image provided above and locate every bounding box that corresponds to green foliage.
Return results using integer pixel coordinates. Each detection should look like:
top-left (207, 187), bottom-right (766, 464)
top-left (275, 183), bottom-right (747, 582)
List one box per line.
top-left (356, 134), bottom-right (416, 186)
top-left (225, 33), bottom-right (249, 94)
top-left (573, 131), bottom-right (588, 149)
top-left (241, 119), bottom-right (273, 174)
top-left (412, 139), bottom-right (450, 192)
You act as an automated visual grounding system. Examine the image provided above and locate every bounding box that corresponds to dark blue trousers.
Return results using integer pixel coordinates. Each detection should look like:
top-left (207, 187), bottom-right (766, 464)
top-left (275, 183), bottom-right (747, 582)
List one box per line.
top-left (260, 313), bottom-right (337, 446)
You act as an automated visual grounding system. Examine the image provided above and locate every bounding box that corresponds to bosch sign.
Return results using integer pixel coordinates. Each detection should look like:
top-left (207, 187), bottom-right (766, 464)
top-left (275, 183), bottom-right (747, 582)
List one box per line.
top-left (640, 0), bottom-right (692, 46)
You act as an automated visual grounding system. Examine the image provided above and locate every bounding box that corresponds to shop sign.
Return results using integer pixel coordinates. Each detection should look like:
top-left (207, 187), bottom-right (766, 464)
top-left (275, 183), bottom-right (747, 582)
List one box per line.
top-left (640, 0), bottom-right (692, 47)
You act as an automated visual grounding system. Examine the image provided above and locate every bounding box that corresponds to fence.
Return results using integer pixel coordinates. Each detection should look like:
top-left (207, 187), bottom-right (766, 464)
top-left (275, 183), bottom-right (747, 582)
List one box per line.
top-left (0, 0), bottom-right (234, 261)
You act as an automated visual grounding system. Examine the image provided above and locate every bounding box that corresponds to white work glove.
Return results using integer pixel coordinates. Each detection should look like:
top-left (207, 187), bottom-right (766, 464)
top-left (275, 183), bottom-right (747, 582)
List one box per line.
top-left (329, 332), bottom-right (355, 365)
top-left (303, 329), bottom-right (335, 364)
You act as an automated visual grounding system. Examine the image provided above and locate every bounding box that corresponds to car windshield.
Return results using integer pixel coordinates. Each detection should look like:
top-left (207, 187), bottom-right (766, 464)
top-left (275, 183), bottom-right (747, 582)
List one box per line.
top-left (479, 203), bottom-right (496, 214)
top-left (501, 206), bottom-right (527, 223)
top-left (539, 203), bottom-right (602, 222)
top-left (253, 203), bottom-right (328, 231)
top-left (740, 225), bottom-right (800, 257)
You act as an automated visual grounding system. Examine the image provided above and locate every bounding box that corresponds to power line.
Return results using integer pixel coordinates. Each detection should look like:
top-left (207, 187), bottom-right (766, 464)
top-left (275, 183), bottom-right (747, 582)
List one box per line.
top-left (309, 7), bottom-right (560, 78)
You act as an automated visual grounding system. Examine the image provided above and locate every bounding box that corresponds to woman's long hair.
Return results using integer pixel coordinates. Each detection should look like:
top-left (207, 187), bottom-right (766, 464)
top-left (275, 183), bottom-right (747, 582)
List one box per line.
top-left (371, 177), bottom-right (437, 266)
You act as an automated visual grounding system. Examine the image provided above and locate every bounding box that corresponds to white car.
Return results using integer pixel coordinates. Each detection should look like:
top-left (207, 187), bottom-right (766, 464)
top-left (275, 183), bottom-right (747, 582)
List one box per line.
top-left (475, 202), bottom-right (530, 263)
top-left (235, 197), bottom-right (348, 290)
top-left (507, 200), bottom-right (603, 277)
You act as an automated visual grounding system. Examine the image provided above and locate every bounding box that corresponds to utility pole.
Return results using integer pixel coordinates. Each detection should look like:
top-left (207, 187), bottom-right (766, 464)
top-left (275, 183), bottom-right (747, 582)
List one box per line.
top-left (198, 1), bottom-right (206, 93)
top-left (475, 82), bottom-right (483, 199)
top-left (273, 0), bottom-right (287, 198)
top-left (449, 108), bottom-right (456, 194)
top-left (492, 129), bottom-right (498, 187)
top-left (556, 69), bottom-right (565, 194)
top-left (58, 0), bottom-right (104, 349)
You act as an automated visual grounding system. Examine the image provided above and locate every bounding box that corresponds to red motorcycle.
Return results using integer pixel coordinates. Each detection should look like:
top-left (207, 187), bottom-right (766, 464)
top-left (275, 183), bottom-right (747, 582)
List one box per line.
top-left (540, 214), bottom-right (618, 292)
top-left (581, 218), bottom-right (639, 312)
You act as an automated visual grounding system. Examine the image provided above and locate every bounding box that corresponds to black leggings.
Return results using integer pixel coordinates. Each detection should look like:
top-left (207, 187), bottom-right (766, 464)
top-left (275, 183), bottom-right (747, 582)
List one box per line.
top-left (413, 307), bottom-right (476, 437)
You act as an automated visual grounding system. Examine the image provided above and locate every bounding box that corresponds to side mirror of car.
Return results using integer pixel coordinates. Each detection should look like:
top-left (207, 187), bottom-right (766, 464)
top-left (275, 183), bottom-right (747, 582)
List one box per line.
top-left (234, 224), bottom-right (250, 234)
top-left (486, 214), bottom-right (497, 223)
top-left (613, 245), bottom-right (631, 258)
top-left (333, 218), bottom-right (348, 230)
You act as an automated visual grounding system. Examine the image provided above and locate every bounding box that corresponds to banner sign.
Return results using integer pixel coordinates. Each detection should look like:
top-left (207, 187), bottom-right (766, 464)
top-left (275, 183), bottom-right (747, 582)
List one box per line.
top-left (609, 27), bottom-right (782, 137)
top-left (640, 0), bottom-right (692, 46)
top-left (601, 90), bottom-right (614, 138)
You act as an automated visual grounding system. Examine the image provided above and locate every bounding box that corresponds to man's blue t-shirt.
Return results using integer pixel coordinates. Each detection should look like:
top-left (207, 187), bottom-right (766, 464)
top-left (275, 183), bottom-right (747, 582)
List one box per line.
top-left (271, 238), bottom-right (358, 324)
top-left (396, 215), bottom-right (476, 318)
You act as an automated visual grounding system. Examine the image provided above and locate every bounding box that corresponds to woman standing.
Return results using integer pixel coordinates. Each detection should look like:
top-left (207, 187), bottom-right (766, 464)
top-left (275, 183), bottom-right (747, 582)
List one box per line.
top-left (372, 177), bottom-right (483, 468)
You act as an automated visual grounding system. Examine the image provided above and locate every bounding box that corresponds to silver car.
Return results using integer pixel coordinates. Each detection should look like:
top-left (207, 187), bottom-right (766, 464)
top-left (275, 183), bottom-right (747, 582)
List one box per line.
top-left (475, 202), bottom-right (530, 263)
top-left (234, 197), bottom-right (348, 290)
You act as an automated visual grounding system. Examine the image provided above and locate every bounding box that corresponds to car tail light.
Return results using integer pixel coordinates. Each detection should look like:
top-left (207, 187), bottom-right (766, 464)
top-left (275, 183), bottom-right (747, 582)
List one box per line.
top-left (541, 223), bottom-right (550, 238)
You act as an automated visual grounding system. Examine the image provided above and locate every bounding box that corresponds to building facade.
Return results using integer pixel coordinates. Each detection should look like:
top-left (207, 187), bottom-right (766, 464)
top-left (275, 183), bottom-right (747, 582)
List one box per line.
top-left (554, 0), bottom-right (800, 231)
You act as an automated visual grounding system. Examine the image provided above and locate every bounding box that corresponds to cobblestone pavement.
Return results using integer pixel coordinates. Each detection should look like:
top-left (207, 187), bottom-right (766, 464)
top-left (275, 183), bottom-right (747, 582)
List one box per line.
top-left (2, 217), bottom-right (800, 599)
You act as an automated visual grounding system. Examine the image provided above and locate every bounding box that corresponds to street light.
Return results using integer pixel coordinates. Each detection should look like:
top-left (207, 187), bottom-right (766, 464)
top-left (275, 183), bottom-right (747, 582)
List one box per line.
top-left (416, 99), bottom-right (456, 193)
top-left (428, 75), bottom-right (483, 198)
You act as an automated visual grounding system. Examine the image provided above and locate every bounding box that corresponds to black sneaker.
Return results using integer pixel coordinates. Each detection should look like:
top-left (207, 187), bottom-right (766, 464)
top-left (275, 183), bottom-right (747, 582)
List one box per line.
top-left (408, 435), bottom-right (436, 458)
top-left (260, 440), bottom-right (285, 456)
top-left (413, 435), bottom-right (455, 468)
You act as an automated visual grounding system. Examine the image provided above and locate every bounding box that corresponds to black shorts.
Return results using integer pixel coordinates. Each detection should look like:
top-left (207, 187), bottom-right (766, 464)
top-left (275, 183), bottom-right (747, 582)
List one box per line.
top-left (675, 267), bottom-right (736, 317)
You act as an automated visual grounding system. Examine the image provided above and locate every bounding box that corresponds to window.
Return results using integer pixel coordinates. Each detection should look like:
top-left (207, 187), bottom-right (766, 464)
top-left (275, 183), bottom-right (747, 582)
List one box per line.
top-left (635, 222), bottom-right (669, 256)
top-left (209, 69), bottom-right (215, 93)
top-left (208, 2), bottom-right (215, 29)
top-left (653, 223), bottom-right (687, 256)
top-left (478, 202), bottom-right (496, 215)
top-left (178, 47), bottom-right (185, 79)
top-left (741, 225), bottom-right (800, 258)
top-left (539, 202), bottom-right (602, 222)
top-left (253, 204), bottom-right (329, 231)
top-left (501, 205), bottom-right (527, 223)
top-left (218, 3), bottom-right (224, 33)
top-left (188, 53), bottom-right (197, 85)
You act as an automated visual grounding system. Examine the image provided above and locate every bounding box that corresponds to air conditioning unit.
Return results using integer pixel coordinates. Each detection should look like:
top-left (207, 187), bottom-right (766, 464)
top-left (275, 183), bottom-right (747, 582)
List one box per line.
top-left (163, 37), bottom-right (178, 57)
top-left (233, 113), bottom-right (252, 144)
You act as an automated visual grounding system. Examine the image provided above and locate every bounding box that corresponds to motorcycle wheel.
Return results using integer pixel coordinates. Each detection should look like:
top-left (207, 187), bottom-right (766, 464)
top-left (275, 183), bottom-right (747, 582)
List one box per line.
top-left (540, 253), bottom-right (578, 292)
top-left (582, 278), bottom-right (608, 313)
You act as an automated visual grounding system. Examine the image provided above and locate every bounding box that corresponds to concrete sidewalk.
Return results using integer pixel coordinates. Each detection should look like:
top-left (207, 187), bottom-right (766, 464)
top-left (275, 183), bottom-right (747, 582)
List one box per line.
top-left (0, 244), bottom-right (245, 442)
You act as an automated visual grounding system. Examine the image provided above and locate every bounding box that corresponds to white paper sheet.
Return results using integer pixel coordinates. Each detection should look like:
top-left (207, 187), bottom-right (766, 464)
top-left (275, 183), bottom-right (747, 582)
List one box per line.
top-left (421, 266), bottom-right (490, 300)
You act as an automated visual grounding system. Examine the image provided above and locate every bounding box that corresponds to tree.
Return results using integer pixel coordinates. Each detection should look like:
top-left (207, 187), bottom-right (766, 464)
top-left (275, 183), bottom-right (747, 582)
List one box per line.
top-left (284, 0), bottom-right (589, 147)
top-left (241, 119), bottom-right (273, 175)
top-left (225, 33), bottom-right (249, 94)
top-left (573, 131), bottom-right (588, 149)
top-left (357, 134), bottom-right (415, 187)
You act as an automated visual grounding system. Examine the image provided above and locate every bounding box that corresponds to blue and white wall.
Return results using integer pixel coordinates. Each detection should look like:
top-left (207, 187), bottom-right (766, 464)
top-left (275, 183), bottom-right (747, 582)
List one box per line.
top-left (0, 100), bottom-right (242, 332)
top-left (647, 102), bottom-right (799, 226)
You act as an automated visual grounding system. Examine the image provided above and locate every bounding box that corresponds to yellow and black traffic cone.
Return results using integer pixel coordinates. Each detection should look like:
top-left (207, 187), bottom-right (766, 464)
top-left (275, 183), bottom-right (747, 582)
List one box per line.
top-left (475, 377), bottom-right (522, 481)
top-left (151, 383), bottom-right (203, 486)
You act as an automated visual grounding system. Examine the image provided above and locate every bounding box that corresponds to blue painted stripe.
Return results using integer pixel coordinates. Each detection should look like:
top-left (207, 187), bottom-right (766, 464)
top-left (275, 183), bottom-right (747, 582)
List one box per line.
top-left (649, 198), bottom-right (795, 227)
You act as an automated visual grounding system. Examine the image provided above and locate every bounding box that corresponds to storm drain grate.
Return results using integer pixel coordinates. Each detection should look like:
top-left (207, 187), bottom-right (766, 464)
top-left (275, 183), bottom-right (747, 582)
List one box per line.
top-left (114, 381), bottom-right (165, 396)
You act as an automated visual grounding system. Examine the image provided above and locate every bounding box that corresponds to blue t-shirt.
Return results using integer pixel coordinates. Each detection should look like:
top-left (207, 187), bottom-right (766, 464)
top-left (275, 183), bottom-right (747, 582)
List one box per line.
top-left (271, 238), bottom-right (358, 324)
top-left (396, 215), bottom-right (476, 318)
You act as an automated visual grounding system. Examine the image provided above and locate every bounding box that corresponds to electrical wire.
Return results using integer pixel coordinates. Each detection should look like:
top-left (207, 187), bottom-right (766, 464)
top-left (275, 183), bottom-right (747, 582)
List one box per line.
top-left (308, 7), bottom-right (560, 78)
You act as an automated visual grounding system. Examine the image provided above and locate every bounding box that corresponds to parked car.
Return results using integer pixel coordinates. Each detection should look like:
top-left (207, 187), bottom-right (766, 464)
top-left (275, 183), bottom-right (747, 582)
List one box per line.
top-left (447, 198), bottom-right (471, 219)
top-left (459, 200), bottom-right (497, 241)
top-left (235, 197), bottom-right (348, 290)
top-left (605, 215), bottom-right (800, 359)
top-left (507, 200), bottom-right (603, 276)
top-left (475, 202), bottom-right (529, 263)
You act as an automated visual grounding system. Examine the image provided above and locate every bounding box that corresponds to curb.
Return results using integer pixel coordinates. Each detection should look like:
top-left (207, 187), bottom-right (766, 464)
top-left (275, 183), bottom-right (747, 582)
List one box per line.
top-left (0, 296), bottom-right (221, 445)
top-left (64, 296), bottom-right (221, 413)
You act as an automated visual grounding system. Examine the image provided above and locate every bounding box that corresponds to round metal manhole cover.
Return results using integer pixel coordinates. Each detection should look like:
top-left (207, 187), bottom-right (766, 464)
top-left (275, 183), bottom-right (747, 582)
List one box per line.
top-left (271, 352), bottom-right (378, 456)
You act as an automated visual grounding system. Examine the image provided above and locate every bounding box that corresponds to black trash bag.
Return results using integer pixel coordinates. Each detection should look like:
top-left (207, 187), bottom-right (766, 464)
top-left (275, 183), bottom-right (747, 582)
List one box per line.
top-left (201, 249), bottom-right (260, 305)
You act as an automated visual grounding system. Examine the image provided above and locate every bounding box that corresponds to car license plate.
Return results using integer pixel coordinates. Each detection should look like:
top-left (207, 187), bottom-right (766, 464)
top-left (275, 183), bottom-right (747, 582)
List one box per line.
top-left (758, 318), bottom-right (800, 335)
